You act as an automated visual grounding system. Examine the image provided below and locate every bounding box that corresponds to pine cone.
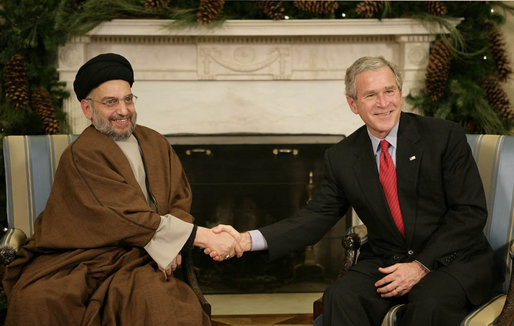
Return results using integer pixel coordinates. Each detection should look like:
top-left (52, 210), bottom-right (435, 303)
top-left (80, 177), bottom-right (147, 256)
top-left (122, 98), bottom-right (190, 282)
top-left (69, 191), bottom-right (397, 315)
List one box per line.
top-left (425, 39), bottom-right (452, 101)
top-left (486, 22), bottom-right (512, 82)
top-left (144, 0), bottom-right (171, 10)
top-left (465, 120), bottom-right (479, 134)
top-left (31, 88), bottom-right (60, 134)
top-left (293, 0), bottom-right (339, 15)
top-left (145, 0), bottom-right (161, 9)
top-left (426, 1), bottom-right (447, 16)
top-left (481, 75), bottom-right (514, 121)
top-left (255, 0), bottom-right (285, 20)
top-left (3, 54), bottom-right (30, 110)
top-left (197, 0), bottom-right (225, 24)
top-left (74, 0), bottom-right (87, 9)
top-left (355, 1), bottom-right (384, 18)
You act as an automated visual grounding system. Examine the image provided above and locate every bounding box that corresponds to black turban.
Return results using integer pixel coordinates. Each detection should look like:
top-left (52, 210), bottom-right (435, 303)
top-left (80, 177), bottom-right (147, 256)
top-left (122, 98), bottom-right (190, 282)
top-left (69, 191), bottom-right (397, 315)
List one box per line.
top-left (73, 53), bottom-right (134, 101)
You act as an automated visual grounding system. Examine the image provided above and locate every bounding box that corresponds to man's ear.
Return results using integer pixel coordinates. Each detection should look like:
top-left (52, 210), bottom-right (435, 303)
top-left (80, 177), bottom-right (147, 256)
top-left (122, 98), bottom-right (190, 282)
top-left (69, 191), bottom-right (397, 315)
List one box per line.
top-left (346, 96), bottom-right (358, 115)
top-left (80, 99), bottom-right (93, 121)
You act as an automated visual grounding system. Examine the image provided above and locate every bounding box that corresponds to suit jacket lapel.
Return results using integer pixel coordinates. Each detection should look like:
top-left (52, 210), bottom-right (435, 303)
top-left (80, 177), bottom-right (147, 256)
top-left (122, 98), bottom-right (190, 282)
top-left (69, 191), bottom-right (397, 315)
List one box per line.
top-left (396, 113), bottom-right (422, 245)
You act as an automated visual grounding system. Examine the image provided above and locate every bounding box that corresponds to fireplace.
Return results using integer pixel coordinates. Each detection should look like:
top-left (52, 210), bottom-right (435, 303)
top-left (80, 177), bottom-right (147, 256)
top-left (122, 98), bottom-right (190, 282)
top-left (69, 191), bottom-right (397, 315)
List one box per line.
top-left (169, 134), bottom-right (349, 294)
top-left (58, 18), bottom-right (457, 293)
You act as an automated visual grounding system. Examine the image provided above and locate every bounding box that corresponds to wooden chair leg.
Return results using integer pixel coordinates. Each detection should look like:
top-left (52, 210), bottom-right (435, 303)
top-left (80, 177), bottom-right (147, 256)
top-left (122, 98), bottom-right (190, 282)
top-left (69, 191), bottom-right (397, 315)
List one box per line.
top-left (182, 246), bottom-right (211, 316)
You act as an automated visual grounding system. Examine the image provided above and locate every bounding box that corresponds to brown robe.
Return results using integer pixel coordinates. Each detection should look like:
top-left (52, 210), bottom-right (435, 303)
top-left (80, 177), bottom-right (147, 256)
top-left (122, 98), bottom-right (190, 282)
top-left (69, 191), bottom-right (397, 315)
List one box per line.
top-left (2, 125), bottom-right (211, 326)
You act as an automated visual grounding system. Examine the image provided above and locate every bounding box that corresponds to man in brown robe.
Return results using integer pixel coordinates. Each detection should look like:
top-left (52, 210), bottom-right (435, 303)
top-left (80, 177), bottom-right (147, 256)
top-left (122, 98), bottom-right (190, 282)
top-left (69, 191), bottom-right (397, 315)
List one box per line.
top-left (2, 53), bottom-right (237, 325)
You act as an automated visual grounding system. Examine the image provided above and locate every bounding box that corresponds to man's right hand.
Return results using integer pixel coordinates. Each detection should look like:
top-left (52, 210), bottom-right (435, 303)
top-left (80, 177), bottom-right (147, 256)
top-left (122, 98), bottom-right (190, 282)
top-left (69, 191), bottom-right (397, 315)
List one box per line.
top-left (207, 224), bottom-right (252, 260)
top-left (193, 226), bottom-right (243, 261)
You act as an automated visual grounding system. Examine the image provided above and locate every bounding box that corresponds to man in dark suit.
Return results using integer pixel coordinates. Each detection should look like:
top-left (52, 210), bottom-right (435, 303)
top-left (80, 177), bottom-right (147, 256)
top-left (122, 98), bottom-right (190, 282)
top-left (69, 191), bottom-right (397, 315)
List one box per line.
top-left (207, 56), bottom-right (501, 325)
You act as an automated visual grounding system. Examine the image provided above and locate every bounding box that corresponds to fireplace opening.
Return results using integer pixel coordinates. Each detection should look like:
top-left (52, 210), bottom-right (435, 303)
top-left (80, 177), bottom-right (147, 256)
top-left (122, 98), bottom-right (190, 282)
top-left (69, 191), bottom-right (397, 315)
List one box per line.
top-left (171, 135), bottom-right (351, 294)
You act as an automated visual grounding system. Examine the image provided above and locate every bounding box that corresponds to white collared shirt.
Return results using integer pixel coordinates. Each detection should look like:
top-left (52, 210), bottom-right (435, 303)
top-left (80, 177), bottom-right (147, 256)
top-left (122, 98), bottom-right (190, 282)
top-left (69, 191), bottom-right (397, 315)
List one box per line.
top-left (367, 121), bottom-right (399, 171)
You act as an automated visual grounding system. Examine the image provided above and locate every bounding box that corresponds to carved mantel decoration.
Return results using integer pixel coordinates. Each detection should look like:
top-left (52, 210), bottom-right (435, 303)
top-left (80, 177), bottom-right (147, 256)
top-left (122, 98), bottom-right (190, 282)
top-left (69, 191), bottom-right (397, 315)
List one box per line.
top-left (58, 19), bottom-right (458, 136)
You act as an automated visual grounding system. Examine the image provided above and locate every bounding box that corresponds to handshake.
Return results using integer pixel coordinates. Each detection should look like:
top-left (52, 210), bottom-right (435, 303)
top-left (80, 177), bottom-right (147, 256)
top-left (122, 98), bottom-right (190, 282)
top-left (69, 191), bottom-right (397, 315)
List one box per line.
top-left (194, 224), bottom-right (253, 262)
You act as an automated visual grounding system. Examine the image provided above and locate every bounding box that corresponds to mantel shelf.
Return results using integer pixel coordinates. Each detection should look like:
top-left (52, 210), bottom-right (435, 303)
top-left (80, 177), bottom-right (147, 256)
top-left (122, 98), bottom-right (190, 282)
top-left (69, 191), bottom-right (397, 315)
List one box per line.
top-left (86, 18), bottom-right (462, 37)
top-left (166, 134), bottom-right (346, 145)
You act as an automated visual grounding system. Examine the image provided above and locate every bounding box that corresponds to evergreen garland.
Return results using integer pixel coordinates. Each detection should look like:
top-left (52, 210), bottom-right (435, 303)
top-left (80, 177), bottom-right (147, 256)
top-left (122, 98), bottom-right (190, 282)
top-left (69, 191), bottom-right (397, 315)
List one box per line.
top-left (404, 2), bottom-right (513, 134)
top-left (0, 0), bottom-right (69, 136)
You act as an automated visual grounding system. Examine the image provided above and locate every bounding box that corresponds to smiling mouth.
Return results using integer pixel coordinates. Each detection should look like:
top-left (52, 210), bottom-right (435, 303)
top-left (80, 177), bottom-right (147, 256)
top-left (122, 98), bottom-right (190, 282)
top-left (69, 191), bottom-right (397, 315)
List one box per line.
top-left (375, 111), bottom-right (393, 116)
top-left (111, 117), bottom-right (130, 127)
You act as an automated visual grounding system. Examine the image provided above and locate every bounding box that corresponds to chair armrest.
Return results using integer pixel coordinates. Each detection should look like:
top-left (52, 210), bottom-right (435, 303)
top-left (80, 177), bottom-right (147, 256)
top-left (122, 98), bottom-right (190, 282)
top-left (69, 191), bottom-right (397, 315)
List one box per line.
top-left (181, 245), bottom-right (211, 316)
top-left (494, 241), bottom-right (514, 326)
top-left (340, 233), bottom-right (361, 276)
top-left (339, 224), bottom-right (367, 277)
top-left (0, 228), bottom-right (28, 265)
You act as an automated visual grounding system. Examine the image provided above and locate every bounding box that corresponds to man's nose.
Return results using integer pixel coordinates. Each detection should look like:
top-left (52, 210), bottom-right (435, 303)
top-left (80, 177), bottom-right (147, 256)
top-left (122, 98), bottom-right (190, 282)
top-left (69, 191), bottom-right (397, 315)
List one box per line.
top-left (116, 101), bottom-right (130, 115)
top-left (376, 93), bottom-right (387, 107)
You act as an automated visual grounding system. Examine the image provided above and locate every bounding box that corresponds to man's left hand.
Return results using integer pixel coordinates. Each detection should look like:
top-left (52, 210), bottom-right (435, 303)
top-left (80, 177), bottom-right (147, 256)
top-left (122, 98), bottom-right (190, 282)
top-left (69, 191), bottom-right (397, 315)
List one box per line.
top-left (158, 254), bottom-right (182, 281)
top-left (375, 261), bottom-right (429, 298)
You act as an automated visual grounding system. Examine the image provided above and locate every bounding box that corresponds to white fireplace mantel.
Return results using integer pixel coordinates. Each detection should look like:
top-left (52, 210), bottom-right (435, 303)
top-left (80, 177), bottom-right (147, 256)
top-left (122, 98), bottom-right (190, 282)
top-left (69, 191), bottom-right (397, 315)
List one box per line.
top-left (82, 18), bottom-right (456, 36)
top-left (58, 19), bottom-right (460, 136)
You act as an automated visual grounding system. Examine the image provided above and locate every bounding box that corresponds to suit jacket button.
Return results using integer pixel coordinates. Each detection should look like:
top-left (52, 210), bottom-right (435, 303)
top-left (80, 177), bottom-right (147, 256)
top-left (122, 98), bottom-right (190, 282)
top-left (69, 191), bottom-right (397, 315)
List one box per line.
top-left (407, 250), bottom-right (414, 256)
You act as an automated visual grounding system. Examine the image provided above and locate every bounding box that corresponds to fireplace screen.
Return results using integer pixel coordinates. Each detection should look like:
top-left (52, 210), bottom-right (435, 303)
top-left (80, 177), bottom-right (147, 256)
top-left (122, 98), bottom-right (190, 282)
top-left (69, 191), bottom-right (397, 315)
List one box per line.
top-left (172, 137), bottom-right (350, 294)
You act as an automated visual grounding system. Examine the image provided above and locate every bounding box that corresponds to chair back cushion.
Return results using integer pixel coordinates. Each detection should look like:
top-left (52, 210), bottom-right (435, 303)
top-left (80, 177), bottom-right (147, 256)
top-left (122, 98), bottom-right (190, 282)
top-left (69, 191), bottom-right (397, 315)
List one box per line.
top-left (466, 134), bottom-right (514, 293)
top-left (3, 135), bottom-right (77, 238)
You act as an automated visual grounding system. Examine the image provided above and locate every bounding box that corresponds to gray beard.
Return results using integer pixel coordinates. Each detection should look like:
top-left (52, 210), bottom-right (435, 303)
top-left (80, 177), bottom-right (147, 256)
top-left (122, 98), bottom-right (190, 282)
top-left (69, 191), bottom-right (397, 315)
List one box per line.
top-left (91, 108), bottom-right (137, 141)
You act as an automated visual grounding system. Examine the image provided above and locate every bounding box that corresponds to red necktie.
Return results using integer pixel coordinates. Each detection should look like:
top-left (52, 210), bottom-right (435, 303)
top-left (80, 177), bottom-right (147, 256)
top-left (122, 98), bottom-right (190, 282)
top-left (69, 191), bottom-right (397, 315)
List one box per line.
top-left (379, 140), bottom-right (405, 238)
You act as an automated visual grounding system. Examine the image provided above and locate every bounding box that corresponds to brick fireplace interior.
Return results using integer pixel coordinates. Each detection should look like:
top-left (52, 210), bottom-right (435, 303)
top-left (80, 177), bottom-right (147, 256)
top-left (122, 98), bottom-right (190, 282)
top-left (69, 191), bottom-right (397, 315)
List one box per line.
top-left (170, 134), bottom-right (350, 294)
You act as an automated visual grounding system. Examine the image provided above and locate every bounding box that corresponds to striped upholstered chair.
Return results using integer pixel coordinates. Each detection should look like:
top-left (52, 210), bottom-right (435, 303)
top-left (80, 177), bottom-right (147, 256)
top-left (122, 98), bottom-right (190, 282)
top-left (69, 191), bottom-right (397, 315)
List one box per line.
top-left (314, 134), bottom-right (514, 326)
top-left (1, 135), bottom-right (78, 257)
top-left (0, 134), bottom-right (211, 315)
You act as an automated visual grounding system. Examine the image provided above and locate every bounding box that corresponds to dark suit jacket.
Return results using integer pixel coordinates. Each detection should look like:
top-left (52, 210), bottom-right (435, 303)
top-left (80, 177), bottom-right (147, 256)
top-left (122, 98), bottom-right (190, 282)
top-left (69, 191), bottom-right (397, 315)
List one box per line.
top-left (260, 112), bottom-right (501, 305)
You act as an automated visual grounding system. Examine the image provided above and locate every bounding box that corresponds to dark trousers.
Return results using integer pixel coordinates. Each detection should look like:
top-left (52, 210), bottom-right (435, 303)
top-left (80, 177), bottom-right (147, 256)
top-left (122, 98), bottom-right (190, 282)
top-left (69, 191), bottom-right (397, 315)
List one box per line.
top-left (322, 260), bottom-right (472, 326)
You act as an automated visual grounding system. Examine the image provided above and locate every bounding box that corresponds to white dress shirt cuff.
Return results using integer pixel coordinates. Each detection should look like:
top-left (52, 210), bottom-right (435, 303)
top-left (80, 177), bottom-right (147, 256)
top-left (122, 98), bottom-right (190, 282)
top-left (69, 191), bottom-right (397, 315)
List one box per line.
top-left (248, 230), bottom-right (268, 251)
top-left (144, 214), bottom-right (194, 270)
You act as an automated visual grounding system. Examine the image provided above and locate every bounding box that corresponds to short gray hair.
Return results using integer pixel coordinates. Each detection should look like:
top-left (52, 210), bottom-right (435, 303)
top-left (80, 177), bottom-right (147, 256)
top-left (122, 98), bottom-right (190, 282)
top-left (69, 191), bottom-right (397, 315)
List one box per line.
top-left (345, 56), bottom-right (403, 99)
